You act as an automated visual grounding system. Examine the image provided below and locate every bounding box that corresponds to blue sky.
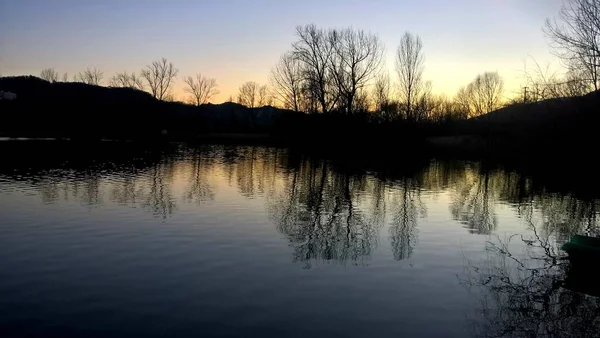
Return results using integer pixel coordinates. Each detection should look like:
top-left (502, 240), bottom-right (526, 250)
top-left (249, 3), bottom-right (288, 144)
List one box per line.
top-left (0, 0), bottom-right (564, 102)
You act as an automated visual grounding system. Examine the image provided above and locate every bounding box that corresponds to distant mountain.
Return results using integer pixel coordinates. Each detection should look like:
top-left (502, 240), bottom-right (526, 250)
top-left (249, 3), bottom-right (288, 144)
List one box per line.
top-left (0, 76), bottom-right (300, 140)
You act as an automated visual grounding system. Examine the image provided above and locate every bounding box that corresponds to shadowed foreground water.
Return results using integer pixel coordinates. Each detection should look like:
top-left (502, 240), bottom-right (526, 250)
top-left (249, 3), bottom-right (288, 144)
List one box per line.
top-left (0, 141), bottom-right (599, 337)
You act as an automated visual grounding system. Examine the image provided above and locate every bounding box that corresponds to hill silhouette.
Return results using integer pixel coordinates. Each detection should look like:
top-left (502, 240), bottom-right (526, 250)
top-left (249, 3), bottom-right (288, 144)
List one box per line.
top-left (0, 76), bottom-right (300, 140)
top-left (428, 90), bottom-right (599, 156)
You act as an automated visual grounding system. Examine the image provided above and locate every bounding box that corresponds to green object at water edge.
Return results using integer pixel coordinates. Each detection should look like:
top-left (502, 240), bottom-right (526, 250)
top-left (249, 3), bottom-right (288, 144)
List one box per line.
top-left (562, 235), bottom-right (600, 297)
top-left (561, 234), bottom-right (600, 256)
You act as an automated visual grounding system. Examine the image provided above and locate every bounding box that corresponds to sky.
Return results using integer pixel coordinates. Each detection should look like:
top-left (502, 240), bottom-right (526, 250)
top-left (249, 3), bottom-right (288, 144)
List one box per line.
top-left (0, 0), bottom-right (566, 103)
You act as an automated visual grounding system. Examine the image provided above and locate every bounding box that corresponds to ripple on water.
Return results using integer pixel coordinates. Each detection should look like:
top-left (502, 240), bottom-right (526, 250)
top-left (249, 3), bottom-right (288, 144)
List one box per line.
top-left (0, 143), bottom-right (599, 337)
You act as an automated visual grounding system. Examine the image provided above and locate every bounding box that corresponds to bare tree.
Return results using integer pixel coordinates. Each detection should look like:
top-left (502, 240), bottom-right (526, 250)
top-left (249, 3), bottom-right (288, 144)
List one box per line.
top-left (109, 71), bottom-right (145, 90)
top-left (477, 72), bottom-right (504, 115)
top-left (561, 68), bottom-right (593, 96)
top-left (163, 93), bottom-right (176, 102)
top-left (141, 58), bottom-right (179, 101)
top-left (396, 32), bottom-right (425, 120)
top-left (183, 74), bottom-right (219, 106)
top-left (40, 68), bottom-right (59, 82)
top-left (372, 73), bottom-right (391, 113)
top-left (353, 88), bottom-right (371, 114)
top-left (257, 84), bottom-right (272, 107)
top-left (61, 72), bottom-right (68, 82)
top-left (414, 81), bottom-right (435, 121)
top-left (238, 81), bottom-right (259, 108)
top-left (270, 52), bottom-right (303, 112)
top-left (292, 24), bottom-right (338, 114)
top-left (522, 57), bottom-right (590, 101)
top-left (454, 86), bottom-right (472, 117)
top-left (544, 0), bottom-right (600, 91)
top-left (458, 72), bottom-right (505, 117)
top-left (74, 67), bottom-right (104, 85)
top-left (299, 81), bottom-right (320, 113)
top-left (328, 27), bottom-right (384, 114)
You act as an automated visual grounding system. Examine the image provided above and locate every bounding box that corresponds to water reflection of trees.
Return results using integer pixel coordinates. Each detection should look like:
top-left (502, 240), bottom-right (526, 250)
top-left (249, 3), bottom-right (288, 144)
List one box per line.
top-left (143, 161), bottom-right (177, 218)
top-left (267, 159), bottom-right (381, 268)
top-left (450, 167), bottom-right (498, 235)
top-left (388, 177), bottom-right (425, 260)
top-left (462, 215), bottom-right (600, 337)
top-left (2, 144), bottom-right (600, 265)
top-left (446, 163), bottom-right (600, 239)
top-left (184, 152), bottom-right (215, 204)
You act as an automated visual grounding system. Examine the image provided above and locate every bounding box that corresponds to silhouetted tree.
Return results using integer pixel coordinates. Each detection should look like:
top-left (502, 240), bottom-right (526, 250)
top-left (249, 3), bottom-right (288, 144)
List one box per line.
top-left (109, 71), bottom-right (145, 90)
top-left (544, 0), bottom-right (600, 91)
top-left (396, 32), bottom-right (425, 120)
top-left (270, 52), bottom-right (303, 112)
top-left (61, 72), bottom-right (68, 82)
top-left (328, 27), bottom-right (384, 114)
top-left (74, 67), bottom-right (104, 85)
top-left (298, 79), bottom-right (320, 113)
top-left (413, 80), bottom-right (434, 121)
top-left (257, 84), bottom-right (271, 106)
top-left (183, 74), bottom-right (219, 106)
top-left (141, 58), bottom-right (179, 101)
top-left (163, 93), bottom-right (176, 102)
top-left (523, 58), bottom-right (592, 101)
top-left (428, 94), bottom-right (467, 122)
top-left (237, 81), bottom-right (259, 108)
top-left (457, 72), bottom-right (504, 117)
top-left (372, 73), bottom-right (391, 114)
top-left (293, 24), bottom-right (338, 114)
top-left (40, 68), bottom-right (59, 82)
top-left (352, 88), bottom-right (370, 113)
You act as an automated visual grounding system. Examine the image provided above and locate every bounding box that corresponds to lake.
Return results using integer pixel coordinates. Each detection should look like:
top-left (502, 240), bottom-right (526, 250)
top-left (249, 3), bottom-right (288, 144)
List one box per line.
top-left (0, 141), bottom-right (599, 337)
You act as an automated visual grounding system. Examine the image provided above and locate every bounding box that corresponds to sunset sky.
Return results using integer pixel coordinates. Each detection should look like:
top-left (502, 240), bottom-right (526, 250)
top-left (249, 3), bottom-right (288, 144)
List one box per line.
top-left (1, 0), bottom-right (565, 103)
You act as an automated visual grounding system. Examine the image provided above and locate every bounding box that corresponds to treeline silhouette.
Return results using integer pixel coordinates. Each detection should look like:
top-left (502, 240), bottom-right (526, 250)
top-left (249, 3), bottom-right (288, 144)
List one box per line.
top-left (1, 74), bottom-right (597, 156)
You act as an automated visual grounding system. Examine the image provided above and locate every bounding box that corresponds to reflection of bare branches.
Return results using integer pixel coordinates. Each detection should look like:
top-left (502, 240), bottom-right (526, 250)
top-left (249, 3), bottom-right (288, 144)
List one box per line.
top-left (185, 156), bottom-right (214, 204)
top-left (110, 175), bottom-right (141, 204)
top-left (451, 170), bottom-right (498, 235)
top-left (462, 219), bottom-right (600, 338)
top-left (39, 178), bottom-right (62, 203)
top-left (143, 163), bottom-right (176, 219)
top-left (267, 159), bottom-right (381, 268)
top-left (389, 178), bottom-right (425, 260)
top-left (532, 195), bottom-right (600, 239)
top-left (71, 174), bottom-right (103, 206)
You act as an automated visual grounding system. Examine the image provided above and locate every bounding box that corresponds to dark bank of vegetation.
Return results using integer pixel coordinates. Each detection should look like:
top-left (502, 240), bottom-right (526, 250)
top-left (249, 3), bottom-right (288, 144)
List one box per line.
top-left (1, 74), bottom-right (597, 158)
top-left (1, 0), bottom-right (598, 158)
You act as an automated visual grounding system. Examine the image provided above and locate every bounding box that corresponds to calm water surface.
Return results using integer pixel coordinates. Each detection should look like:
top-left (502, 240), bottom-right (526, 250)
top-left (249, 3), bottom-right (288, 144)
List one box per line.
top-left (0, 141), bottom-right (599, 337)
